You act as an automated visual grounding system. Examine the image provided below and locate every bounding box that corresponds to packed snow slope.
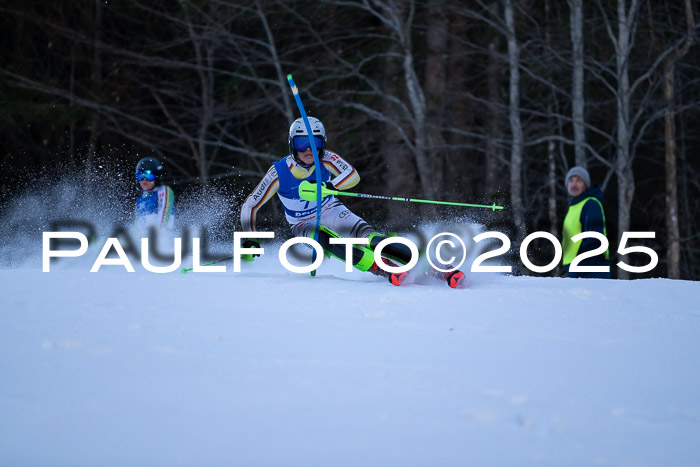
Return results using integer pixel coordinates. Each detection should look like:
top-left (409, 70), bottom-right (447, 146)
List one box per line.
top-left (1, 255), bottom-right (699, 466)
top-left (1, 171), bottom-right (699, 465)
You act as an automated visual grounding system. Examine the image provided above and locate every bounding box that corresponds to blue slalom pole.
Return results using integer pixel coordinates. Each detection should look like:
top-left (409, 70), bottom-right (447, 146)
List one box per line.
top-left (287, 74), bottom-right (323, 276)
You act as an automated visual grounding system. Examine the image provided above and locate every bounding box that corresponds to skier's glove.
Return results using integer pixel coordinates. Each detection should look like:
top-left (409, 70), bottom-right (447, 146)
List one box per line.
top-left (309, 180), bottom-right (336, 194)
top-left (241, 239), bottom-right (261, 261)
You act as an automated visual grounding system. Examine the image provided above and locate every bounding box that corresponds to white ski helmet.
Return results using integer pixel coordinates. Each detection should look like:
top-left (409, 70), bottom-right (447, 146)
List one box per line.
top-left (288, 116), bottom-right (327, 155)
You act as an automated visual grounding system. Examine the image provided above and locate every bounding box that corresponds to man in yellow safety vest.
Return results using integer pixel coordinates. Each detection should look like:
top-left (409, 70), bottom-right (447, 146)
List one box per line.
top-left (561, 166), bottom-right (611, 279)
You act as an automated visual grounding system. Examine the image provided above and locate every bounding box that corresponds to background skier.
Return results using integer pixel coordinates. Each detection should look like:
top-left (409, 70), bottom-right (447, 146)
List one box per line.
top-left (135, 157), bottom-right (175, 232)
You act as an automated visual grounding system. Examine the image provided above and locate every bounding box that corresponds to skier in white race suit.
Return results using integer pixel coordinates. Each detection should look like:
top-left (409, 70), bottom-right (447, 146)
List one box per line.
top-left (239, 116), bottom-right (464, 288)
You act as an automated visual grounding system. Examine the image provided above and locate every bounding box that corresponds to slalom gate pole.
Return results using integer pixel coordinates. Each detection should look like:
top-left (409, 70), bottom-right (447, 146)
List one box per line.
top-left (298, 180), bottom-right (504, 211)
top-left (181, 256), bottom-right (233, 274)
top-left (287, 74), bottom-right (323, 277)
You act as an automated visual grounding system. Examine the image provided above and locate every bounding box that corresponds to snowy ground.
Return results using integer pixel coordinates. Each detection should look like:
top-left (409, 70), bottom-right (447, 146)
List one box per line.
top-left (2, 250), bottom-right (700, 466)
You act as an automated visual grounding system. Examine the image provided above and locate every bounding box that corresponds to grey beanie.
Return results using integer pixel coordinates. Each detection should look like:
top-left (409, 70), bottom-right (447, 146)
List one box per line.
top-left (565, 166), bottom-right (590, 189)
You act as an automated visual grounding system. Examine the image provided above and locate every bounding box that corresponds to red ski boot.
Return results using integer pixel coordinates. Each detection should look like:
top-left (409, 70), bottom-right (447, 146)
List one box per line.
top-left (369, 258), bottom-right (407, 286)
top-left (428, 265), bottom-right (466, 288)
top-left (445, 270), bottom-right (466, 288)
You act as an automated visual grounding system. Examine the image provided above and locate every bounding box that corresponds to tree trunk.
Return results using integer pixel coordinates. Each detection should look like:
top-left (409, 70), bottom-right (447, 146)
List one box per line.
top-left (548, 135), bottom-right (561, 276)
top-left (486, 39), bottom-right (503, 198)
top-left (614, 0), bottom-right (640, 280)
top-left (444, 10), bottom-right (473, 198)
top-left (569, 0), bottom-right (586, 167)
top-left (678, 117), bottom-right (694, 278)
top-left (424, 1), bottom-right (448, 195)
top-left (257, 0), bottom-right (294, 124)
top-left (398, 1), bottom-right (434, 199)
top-left (365, 0), bottom-right (433, 200)
top-left (505, 0), bottom-right (526, 244)
top-left (381, 37), bottom-right (415, 226)
top-left (197, 43), bottom-right (214, 183)
top-left (182, 3), bottom-right (210, 182)
top-left (661, 0), bottom-right (694, 279)
top-left (662, 66), bottom-right (680, 279)
top-left (86, 0), bottom-right (103, 170)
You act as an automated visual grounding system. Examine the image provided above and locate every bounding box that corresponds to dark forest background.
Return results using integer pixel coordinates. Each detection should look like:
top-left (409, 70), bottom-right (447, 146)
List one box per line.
top-left (1, 0), bottom-right (698, 279)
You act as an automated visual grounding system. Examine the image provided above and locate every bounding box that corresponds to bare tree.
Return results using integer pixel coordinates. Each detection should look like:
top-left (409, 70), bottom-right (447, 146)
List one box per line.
top-left (424, 0), bottom-right (449, 192)
top-left (590, 0), bottom-right (642, 279)
top-left (504, 0), bottom-right (526, 244)
top-left (569, 0), bottom-right (586, 167)
top-left (344, 0), bottom-right (435, 199)
top-left (485, 38), bottom-right (505, 198)
top-left (657, 0), bottom-right (695, 279)
top-left (595, 0), bottom-right (696, 278)
top-left (2, 0), bottom-right (700, 280)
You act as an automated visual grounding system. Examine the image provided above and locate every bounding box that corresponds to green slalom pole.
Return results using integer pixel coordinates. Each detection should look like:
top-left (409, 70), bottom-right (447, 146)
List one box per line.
top-left (298, 180), bottom-right (504, 211)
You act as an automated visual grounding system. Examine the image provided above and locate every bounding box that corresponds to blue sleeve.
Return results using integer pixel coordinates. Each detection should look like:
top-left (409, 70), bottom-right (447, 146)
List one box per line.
top-left (578, 200), bottom-right (606, 255)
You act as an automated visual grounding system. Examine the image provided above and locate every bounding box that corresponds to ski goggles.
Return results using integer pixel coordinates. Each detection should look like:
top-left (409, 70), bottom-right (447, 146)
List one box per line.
top-left (293, 135), bottom-right (324, 152)
top-left (136, 170), bottom-right (156, 181)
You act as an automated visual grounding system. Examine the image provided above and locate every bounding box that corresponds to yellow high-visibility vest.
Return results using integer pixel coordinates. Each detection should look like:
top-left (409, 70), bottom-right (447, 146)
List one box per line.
top-left (562, 197), bottom-right (610, 266)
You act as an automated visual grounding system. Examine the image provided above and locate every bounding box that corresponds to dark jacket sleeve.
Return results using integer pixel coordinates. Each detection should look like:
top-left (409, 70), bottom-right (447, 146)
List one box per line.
top-left (578, 199), bottom-right (607, 258)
